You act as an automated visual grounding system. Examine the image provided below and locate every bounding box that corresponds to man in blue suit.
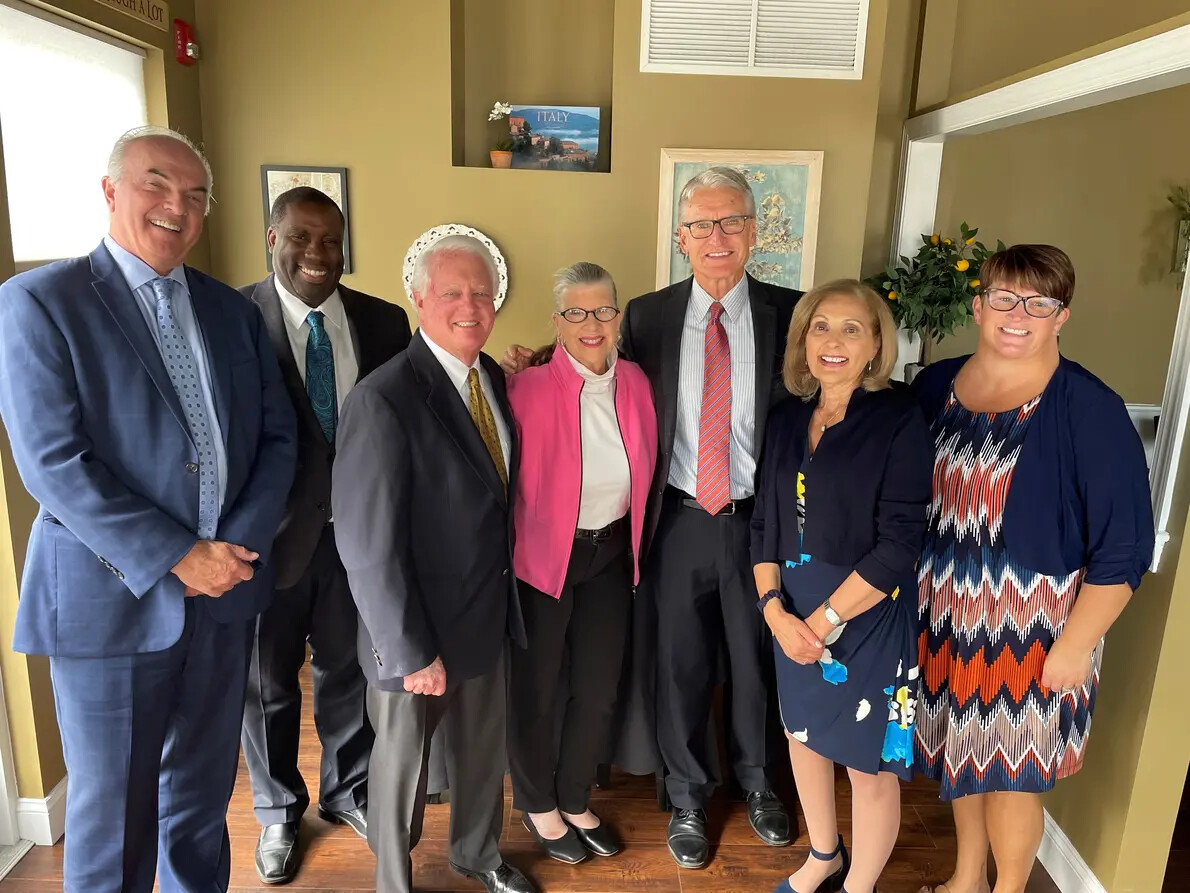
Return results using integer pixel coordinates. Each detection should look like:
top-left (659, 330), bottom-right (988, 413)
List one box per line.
top-left (0, 125), bottom-right (297, 892)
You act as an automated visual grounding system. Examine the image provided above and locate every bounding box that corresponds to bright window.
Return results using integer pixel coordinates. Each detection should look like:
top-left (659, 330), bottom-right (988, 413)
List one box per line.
top-left (0, 0), bottom-right (148, 263)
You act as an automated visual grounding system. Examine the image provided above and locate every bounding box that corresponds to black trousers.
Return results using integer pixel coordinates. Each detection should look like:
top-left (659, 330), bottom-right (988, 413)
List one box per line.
top-left (241, 523), bottom-right (373, 824)
top-left (651, 486), bottom-right (777, 809)
top-left (507, 519), bottom-right (633, 814)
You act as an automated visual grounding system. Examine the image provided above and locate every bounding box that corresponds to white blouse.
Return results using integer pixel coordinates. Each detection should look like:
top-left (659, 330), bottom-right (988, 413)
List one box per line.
top-left (565, 347), bottom-right (631, 530)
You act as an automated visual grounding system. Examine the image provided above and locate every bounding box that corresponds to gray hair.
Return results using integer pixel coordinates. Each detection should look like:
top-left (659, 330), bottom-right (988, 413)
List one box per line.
top-left (678, 166), bottom-right (756, 218)
top-left (411, 234), bottom-right (498, 296)
top-left (552, 261), bottom-right (617, 311)
top-left (106, 125), bottom-right (213, 216)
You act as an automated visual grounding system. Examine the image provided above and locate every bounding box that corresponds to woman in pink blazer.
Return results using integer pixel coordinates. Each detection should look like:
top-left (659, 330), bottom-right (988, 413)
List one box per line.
top-left (505, 262), bottom-right (658, 864)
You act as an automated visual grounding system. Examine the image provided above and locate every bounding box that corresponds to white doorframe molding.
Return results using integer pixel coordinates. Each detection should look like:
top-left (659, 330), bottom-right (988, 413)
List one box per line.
top-left (889, 21), bottom-right (1190, 574)
top-left (0, 667), bottom-right (21, 847)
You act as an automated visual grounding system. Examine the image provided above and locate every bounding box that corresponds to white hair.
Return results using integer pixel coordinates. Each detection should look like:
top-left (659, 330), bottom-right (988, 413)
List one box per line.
top-left (106, 125), bottom-right (213, 216)
top-left (552, 261), bottom-right (616, 311)
top-left (678, 166), bottom-right (756, 218)
top-left (412, 235), bottom-right (498, 296)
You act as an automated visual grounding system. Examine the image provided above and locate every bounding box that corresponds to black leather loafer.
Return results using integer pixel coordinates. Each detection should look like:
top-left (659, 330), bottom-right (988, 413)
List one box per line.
top-left (255, 820), bottom-right (300, 884)
top-left (449, 860), bottom-right (537, 893)
top-left (521, 813), bottom-right (588, 864)
top-left (317, 804), bottom-right (367, 840)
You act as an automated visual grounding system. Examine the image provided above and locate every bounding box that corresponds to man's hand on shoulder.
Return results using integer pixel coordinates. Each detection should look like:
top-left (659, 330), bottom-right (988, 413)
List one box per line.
top-left (171, 540), bottom-right (257, 597)
top-left (499, 345), bottom-right (534, 376)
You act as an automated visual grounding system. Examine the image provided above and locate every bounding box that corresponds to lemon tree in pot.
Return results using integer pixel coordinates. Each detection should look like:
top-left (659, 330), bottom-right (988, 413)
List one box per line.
top-left (866, 222), bottom-right (1003, 381)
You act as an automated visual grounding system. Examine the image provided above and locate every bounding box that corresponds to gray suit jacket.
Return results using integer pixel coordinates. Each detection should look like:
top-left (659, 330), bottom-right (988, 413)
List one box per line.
top-left (241, 277), bottom-right (412, 589)
top-left (331, 331), bottom-right (527, 691)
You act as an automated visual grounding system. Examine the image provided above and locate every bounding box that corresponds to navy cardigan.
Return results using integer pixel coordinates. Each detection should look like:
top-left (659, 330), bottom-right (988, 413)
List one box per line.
top-left (914, 355), bottom-right (1154, 591)
top-left (750, 386), bottom-right (935, 596)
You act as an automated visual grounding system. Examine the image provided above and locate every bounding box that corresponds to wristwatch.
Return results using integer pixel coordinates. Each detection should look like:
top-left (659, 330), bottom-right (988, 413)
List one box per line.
top-left (822, 597), bottom-right (844, 628)
top-left (756, 589), bottom-right (782, 615)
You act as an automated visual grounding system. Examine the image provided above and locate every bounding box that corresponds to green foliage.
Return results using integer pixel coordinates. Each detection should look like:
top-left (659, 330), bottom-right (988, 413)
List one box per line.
top-left (864, 222), bottom-right (1004, 345)
top-left (492, 139), bottom-right (513, 152)
top-left (1168, 185), bottom-right (1190, 220)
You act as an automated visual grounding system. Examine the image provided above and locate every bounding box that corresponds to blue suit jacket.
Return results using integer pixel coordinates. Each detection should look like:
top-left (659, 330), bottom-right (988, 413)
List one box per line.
top-left (0, 243), bottom-right (297, 657)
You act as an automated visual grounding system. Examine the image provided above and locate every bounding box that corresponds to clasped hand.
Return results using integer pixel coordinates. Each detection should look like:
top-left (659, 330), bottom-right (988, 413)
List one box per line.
top-left (172, 540), bottom-right (257, 598)
top-left (765, 602), bottom-right (824, 665)
top-left (404, 656), bottom-right (447, 696)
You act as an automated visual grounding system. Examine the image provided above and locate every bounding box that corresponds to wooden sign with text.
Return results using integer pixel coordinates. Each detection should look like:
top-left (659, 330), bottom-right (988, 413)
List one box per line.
top-left (93, 0), bottom-right (169, 32)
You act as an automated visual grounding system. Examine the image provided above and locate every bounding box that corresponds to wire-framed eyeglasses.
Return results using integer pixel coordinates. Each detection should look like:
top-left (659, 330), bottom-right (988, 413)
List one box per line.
top-left (556, 306), bottom-right (620, 324)
top-left (980, 287), bottom-right (1065, 318)
top-left (679, 215), bottom-right (754, 239)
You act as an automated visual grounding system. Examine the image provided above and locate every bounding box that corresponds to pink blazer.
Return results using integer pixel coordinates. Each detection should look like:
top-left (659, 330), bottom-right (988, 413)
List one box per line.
top-left (506, 347), bottom-right (658, 599)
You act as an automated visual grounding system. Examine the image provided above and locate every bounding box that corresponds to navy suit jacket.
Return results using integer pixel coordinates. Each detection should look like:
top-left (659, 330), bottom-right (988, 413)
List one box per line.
top-left (0, 243), bottom-right (297, 658)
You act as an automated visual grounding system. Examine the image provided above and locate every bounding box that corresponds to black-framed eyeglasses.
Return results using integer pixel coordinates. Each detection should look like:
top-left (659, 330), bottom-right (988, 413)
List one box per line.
top-left (556, 306), bottom-right (620, 324)
top-left (679, 215), bottom-right (754, 239)
top-left (980, 287), bottom-right (1065, 319)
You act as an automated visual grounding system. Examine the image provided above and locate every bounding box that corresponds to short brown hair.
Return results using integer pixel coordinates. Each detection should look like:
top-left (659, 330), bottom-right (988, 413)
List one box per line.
top-left (980, 244), bottom-right (1075, 307)
top-left (783, 279), bottom-right (898, 398)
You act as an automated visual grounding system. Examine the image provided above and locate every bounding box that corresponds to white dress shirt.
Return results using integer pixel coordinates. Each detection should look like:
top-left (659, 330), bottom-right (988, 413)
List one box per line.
top-left (103, 235), bottom-right (228, 512)
top-left (564, 347), bottom-right (630, 530)
top-left (420, 332), bottom-right (512, 477)
top-left (274, 275), bottom-right (359, 408)
top-left (668, 275), bottom-right (758, 499)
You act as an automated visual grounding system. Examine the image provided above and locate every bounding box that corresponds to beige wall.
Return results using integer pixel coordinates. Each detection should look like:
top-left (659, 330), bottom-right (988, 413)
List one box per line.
top-left (932, 83), bottom-right (1190, 405)
top-left (193, 0), bottom-right (919, 357)
top-left (945, 0), bottom-right (1190, 100)
top-left (0, 0), bottom-right (207, 798)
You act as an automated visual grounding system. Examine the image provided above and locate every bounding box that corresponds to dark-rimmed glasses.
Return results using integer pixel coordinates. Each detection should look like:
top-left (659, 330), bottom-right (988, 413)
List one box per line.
top-left (556, 306), bottom-right (620, 324)
top-left (679, 215), bottom-right (754, 239)
top-left (981, 287), bottom-right (1065, 319)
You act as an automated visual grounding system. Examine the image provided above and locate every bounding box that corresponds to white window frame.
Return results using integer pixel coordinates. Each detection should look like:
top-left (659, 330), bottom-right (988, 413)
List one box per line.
top-left (888, 23), bottom-right (1190, 574)
top-left (639, 0), bottom-right (869, 80)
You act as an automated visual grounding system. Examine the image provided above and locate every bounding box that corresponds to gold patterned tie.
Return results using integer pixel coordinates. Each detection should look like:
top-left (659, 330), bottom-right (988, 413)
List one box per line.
top-left (467, 368), bottom-right (508, 491)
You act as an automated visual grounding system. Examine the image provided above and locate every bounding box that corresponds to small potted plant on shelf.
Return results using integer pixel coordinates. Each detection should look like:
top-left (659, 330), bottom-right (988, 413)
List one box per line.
top-left (866, 222), bottom-right (1002, 381)
top-left (488, 100), bottom-right (513, 168)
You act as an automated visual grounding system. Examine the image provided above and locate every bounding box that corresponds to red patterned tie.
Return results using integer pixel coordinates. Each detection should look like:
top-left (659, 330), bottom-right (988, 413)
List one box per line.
top-left (696, 302), bottom-right (732, 514)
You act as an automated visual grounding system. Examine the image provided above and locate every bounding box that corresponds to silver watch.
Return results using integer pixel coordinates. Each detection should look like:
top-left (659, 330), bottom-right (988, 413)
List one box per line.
top-left (822, 598), bottom-right (843, 628)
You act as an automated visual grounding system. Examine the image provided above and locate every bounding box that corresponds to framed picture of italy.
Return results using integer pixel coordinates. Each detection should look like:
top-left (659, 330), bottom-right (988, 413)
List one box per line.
top-left (656, 148), bottom-right (823, 291)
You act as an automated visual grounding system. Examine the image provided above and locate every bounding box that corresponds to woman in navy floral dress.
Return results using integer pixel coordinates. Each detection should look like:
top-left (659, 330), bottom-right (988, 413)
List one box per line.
top-left (752, 280), bottom-right (934, 893)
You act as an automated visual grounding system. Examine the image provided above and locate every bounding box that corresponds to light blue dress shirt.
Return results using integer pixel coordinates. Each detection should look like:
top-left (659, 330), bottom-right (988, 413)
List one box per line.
top-left (102, 235), bottom-right (228, 513)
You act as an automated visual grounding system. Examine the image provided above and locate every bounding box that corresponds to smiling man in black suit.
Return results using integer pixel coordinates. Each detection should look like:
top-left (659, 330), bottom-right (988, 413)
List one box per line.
top-left (240, 187), bottom-right (412, 885)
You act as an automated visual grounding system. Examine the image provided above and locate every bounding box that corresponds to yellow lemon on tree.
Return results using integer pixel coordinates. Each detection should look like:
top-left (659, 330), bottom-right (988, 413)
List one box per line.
top-left (966, 236), bottom-right (976, 245)
top-left (970, 279), bottom-right (981, 289)
top-left (955, 259), bottom-right (970, 272)
top-left (943, 238), bottom-right (952, 245)
top-left (888, 290), bottom-right (898, 301)
top-left (930, 234), bottom-right (939, 245)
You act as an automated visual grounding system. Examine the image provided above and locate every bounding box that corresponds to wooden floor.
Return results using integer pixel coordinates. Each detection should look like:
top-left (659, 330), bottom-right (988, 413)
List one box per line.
top-left (0, 664), bottom-right (1080, 892)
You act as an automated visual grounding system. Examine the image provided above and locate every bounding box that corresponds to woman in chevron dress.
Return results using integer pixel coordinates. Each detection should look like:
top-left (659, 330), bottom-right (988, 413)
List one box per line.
top-left (911, 245), bottom-right (1154, 893)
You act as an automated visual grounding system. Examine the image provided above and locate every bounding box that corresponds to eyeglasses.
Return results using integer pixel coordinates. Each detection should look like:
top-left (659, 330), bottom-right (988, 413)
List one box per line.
top-left (981, 287), bottom-right (1065, 318)
top-left (556, 306), bottom-right (620, 324)
top-left (679, 215), bottom-right (753, 239)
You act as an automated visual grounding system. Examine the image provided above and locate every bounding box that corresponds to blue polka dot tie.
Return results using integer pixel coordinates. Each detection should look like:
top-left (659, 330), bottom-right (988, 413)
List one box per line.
top-left (305, 310), bottom-right (337, 443)
top-left (151, 277), bottom-right (218, 539)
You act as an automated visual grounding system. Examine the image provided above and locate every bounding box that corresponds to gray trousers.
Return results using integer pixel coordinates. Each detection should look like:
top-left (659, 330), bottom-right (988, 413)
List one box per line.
top-left (366, 652), bottom-right (507, 893)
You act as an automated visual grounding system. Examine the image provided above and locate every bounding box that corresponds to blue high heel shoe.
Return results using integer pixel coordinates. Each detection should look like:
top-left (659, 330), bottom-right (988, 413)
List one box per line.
top-left (771, 836), bottom-right (850, 893)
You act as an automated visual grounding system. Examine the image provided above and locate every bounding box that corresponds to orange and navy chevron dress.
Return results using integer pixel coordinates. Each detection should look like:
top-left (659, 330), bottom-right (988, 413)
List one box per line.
top-left (915, 390), bottom-right (1094, 800)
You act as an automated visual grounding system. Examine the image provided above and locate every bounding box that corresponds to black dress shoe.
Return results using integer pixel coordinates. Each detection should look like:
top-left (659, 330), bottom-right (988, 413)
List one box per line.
top-left (667, 807), bottom-right (709, 869)
top-left (317, 804), bottom-right (367, 840)
top-left (449, 860), bottom-right (537, 893)
top-left (255, 821), bottom-right (299, 885)
top-left (563, 812), bottom-right (620, 857)
top-left (746, 791), bottom-right (792, 846)
top-left (521, 813), bottom-right (588, 864)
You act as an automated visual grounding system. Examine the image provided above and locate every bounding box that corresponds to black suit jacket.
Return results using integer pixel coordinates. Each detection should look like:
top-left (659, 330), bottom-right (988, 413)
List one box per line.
top-left (619, 274), bottom-right (802, 540)
top-left (241, 277), bottom-right (412, 589)
top-left (331, 331), bottom-right (527, 691)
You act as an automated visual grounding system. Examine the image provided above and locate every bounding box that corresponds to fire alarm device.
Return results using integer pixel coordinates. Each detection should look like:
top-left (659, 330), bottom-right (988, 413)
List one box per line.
top-left (173, 19), bottom-right (199, 66)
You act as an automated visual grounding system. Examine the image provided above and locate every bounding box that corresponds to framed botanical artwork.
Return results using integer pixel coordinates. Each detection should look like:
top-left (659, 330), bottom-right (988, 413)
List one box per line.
top-left (656, 148), bottom-right (823, 291)
top-left (259, 164), bottom-right (352, 273)
top-left (402, 224), bottom-right (509, 313)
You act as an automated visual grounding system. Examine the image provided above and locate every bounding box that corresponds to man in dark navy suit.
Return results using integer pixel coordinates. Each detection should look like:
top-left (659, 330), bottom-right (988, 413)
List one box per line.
top-left (0, 126), bottom-right (296, 893)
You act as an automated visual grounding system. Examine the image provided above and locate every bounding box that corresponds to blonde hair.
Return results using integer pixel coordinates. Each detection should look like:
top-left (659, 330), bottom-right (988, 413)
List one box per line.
top-left (783, 279), bottom-right (898, 398)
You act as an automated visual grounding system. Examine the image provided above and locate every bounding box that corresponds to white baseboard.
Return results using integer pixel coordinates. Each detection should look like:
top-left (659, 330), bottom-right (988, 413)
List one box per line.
top-left (1038, 809), bottom-right (1108, 893)
top-left (17, 778), bottom-right (65, 846)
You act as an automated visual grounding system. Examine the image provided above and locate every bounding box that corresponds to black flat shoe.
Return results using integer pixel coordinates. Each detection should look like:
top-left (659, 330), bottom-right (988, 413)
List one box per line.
top-left (521, 813), bottom-right (589, 864)
top-left (564, 813), bottom-right (620, 856)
